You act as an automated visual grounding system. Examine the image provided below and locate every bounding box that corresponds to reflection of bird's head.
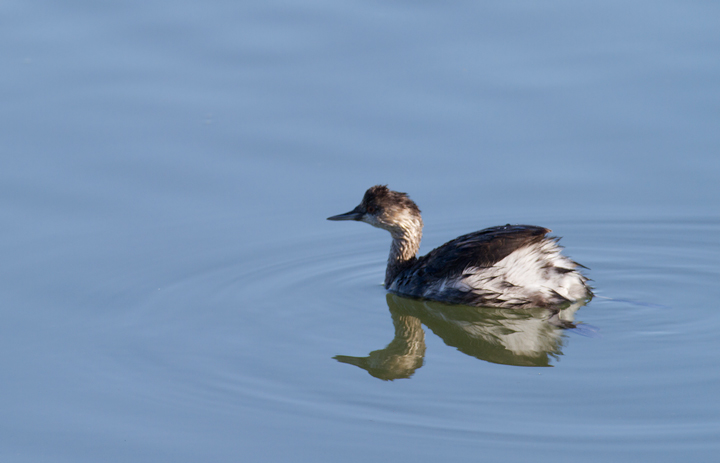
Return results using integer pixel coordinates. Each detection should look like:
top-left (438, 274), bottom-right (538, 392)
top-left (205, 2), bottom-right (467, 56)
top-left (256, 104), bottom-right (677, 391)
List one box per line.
top-left (333, 309), bottom-right (426, 381)
top-left (334, 349), bottom-right (424, 381)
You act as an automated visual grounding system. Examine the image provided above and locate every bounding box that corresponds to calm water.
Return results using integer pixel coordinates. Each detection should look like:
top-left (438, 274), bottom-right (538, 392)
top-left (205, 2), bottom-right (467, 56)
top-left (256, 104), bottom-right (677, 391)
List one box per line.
top-left (2, 0), bottom-right (719, 461)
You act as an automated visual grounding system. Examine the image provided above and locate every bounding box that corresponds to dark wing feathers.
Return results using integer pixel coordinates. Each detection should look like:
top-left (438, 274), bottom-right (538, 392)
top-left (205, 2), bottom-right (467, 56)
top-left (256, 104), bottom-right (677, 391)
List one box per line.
top-left (412, 225), bottom-right (550, 282)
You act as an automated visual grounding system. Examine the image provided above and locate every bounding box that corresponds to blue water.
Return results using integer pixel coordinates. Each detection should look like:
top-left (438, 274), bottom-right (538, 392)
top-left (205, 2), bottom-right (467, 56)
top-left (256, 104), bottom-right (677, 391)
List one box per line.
top-left (2, 1), bottom-right (719, 461)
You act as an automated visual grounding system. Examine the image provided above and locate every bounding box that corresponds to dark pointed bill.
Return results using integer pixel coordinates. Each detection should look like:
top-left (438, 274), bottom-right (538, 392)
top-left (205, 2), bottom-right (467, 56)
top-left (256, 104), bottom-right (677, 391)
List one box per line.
top-left (327, 205), bottom-right (364, 221)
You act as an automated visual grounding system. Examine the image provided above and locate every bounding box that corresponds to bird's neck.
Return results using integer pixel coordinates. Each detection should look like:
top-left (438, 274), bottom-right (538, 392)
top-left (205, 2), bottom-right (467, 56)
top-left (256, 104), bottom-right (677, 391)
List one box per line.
top-left (385, 217), bottom-right (423, 287)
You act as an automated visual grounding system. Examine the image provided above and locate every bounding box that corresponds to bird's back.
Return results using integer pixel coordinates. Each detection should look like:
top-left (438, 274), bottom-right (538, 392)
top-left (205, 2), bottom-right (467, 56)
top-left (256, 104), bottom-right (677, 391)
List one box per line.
top-left (388, 225), bottom-right (590, 308)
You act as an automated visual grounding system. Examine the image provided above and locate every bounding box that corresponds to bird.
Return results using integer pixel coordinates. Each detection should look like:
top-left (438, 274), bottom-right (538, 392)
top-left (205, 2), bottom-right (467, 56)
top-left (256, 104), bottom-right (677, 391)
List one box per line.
top-left (327, 185), bottom-right (591, 309)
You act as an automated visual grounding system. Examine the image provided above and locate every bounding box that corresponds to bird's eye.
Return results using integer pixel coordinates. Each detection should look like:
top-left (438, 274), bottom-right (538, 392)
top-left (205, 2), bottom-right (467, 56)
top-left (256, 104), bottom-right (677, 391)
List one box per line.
top-left (367, 205), bottom-right (376, 214)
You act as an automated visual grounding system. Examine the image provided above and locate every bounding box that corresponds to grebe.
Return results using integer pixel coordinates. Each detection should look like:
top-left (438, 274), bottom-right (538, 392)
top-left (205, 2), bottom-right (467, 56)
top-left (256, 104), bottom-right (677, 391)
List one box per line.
top-left (328, 185), bottom-right (591, 309)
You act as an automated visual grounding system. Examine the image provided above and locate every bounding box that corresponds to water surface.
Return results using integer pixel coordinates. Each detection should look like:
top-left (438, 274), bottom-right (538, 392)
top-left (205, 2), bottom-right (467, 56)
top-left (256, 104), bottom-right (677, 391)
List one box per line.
top-left (2, 0), bottom-right (719, 461)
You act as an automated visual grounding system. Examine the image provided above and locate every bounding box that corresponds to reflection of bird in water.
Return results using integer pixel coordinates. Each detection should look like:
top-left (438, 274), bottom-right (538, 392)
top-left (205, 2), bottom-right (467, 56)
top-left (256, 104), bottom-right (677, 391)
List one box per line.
top-left (334, 306), bottom-right (426, 381)
top-left (334, 294), bottom-right (591, 379)
top-left (328, 185), bottom-right (591, 309)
